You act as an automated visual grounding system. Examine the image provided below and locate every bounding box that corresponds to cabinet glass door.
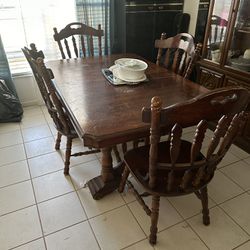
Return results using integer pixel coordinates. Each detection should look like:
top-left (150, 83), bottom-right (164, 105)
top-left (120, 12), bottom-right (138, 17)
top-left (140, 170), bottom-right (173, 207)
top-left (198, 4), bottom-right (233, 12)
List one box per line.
top-left (226, 0), bottom-right (250, 72)
top-left (205, 0), bottom-right (231, 63)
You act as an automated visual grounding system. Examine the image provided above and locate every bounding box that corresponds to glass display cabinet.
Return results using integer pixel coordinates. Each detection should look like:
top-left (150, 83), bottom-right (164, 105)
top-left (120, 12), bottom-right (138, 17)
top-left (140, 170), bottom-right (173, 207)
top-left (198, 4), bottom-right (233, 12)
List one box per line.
top-left (197, 0), bottom-right (250, 152)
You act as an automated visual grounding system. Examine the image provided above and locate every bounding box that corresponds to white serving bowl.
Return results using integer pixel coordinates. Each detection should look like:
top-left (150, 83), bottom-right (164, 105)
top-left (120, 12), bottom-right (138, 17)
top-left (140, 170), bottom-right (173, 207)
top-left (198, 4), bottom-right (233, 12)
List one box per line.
top-left (114, 58), bottom-right (148, 81)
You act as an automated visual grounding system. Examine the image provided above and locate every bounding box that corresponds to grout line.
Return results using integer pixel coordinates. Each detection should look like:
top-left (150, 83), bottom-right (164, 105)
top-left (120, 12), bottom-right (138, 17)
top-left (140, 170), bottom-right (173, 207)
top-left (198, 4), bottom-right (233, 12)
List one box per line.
top-left (8, 237), bottom-right (45, 250)
top-left (19, 126), bottom-right (48, 250)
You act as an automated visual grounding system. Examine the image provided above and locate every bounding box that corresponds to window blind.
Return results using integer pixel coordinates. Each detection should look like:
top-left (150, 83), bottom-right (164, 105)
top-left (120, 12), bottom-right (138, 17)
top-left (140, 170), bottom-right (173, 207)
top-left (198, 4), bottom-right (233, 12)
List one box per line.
top-left (0, 0), bottom-right (76, 75)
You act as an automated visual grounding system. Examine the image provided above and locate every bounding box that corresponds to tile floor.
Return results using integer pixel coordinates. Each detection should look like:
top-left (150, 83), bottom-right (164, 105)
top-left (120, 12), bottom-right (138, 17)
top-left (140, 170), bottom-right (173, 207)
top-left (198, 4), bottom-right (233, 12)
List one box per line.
top-left (0, 105), bottom-right (250, 250)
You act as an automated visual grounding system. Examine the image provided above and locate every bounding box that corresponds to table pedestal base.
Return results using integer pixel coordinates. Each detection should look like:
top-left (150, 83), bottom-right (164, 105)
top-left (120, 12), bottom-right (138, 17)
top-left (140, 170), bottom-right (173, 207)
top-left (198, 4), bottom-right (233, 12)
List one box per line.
top-left (87, 162), bottom-right (124, 200)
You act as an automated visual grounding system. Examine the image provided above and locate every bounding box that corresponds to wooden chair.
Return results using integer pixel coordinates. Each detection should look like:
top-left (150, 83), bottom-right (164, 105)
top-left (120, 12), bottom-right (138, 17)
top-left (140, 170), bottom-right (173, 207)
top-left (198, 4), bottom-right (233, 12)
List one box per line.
top-left (155, 33), bottom-right (202, 79)
top-left (53, 22), bottom-right (104, 59)
top-left (22, 45), bottom-right (101, 174)
top-left (209, 15), bottom-right (228, 49)
top-left (119, 87), bottom-right (249, 245)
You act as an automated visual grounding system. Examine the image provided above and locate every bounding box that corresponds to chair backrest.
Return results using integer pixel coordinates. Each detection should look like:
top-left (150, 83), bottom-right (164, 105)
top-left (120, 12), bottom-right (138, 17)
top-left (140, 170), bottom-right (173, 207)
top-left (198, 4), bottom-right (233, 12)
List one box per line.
top-left (22, 45), bottom-right (73, 136)
top-left (142, 87), bottom-right (249, 191)
top-left (155, 33), bottom-right (202, 79)
top-left (22, 45), bottom-right (47, 103)
top-left (209, 15), bottom-right (228, 47)
top-left (53, 22), bottom-right (104, 59)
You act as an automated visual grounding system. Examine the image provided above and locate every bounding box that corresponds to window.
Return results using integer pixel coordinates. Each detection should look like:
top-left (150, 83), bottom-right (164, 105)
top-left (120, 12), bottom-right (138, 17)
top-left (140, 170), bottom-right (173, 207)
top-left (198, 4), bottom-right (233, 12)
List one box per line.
top-left (0, 0), bottom-right (76, 75)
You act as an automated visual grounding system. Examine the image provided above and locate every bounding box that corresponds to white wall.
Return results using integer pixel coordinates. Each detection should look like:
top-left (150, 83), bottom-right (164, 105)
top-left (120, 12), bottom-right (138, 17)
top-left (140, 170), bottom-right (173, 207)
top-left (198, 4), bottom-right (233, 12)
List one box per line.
top-left (13, 74), bottom-right (43, 106)
top-left (183, 0), bottom-right (200, 36)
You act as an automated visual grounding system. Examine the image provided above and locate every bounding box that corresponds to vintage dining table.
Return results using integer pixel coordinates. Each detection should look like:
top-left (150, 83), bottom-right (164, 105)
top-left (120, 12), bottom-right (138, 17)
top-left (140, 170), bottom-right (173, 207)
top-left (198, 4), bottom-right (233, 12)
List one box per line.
top-left (47, 54), bottom-right (208, 199)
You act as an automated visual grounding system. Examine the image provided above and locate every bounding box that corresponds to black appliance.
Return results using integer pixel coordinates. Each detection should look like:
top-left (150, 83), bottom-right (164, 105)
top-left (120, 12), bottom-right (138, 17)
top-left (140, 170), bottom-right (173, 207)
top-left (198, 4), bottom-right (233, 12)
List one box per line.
top-left (125, 0), bottom-right (189, 62)
top-left (194, 0), bottom-right (210, 43)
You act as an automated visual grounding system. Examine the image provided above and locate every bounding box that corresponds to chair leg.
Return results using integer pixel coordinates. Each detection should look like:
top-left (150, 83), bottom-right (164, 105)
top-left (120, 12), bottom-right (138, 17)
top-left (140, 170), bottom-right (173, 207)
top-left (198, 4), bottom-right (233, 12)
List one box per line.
top-left (122, 143), bottom-right (127, 154)
top-left (55, 132), bottom-right (62, 150)
top-left (118, 165), bottom-right (130, 193)
top-left (200, 186), bottom-right (210, 225)
top-left (112, 145), bottom-right (122, 163)
top-left (64, 137), bottom-right (72, 175)
top-left (149, 195), bottom-right (160, 245)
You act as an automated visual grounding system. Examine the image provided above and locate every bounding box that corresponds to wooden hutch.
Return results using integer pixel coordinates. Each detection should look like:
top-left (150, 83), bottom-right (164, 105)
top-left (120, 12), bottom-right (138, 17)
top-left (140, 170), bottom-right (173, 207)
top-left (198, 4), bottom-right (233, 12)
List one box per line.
top-left (197, 0), bottom-right (250, 153)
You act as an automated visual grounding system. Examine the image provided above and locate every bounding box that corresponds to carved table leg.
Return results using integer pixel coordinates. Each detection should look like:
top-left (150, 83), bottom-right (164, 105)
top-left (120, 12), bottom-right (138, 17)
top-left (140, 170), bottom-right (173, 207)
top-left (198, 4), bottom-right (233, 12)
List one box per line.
top-left (87, 147), bottom-right (124, 200)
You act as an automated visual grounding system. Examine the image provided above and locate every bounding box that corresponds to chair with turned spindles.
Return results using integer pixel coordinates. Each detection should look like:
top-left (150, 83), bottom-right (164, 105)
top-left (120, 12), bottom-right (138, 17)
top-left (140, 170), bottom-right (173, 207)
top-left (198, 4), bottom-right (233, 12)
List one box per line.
top-left (53, 22), bottom-right (104, 59)
top-left (119, 87), bottom-right (249, 245)
top-left (155, 32), bottom-right (202, 79)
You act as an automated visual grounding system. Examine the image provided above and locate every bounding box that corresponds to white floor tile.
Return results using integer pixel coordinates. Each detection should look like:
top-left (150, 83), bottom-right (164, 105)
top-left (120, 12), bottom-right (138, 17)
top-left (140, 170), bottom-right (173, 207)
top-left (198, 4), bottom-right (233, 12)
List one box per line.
top-left (0, 206), bottom-right (42, 250)
top-left (28, 152), bottom-right (63, 178)
top-left (20, 114), bottom-right (47, 129)
top-left (218, 151), bottom-right (241, 168)
top-left (13, 238), bottom-right (45, 250)
top-left (155, 222), bottom-right (208, 250)
top-left (221, 160), bottom-right (250, 190)
top-left (45, 221), bottom-right (99, 250)
top-left (128, 197), bottom-right (183, 235)
top-left (90, 206), bottom-right (145, 250)
top-left (0, 122), bottom-right (20, 134)
top-left (123, 239), bottom-right (154, 250)
top-left (168, 193), bottom-right (216, 219)
top-left (32, 171), bottom-right (74, 202)
top-left (207, 170), bottom-right (244, 204)
top-left (0, 160), bottom-right (30, 188)
top-left (54, 135), bottom-right (82, 150)
top-left (25, 137), bottom-right (55, 158)
top-left (244, 157), bottom-right (250, 165)
top-left (0, 130), bottom-right (22, 148)
top-left (48, 122), bottom-right (58, 136)
top-left (235, 241), bottom-right (250, 250)
top-left (0, 144), bottom-right (26, 166)
top-left (22, 124), bottom-right (52, 142)
top-left (78, 188), bottom-right (125, 218)
top-left (38, 192), bottom-right (86, 235)
top-left (220, 193), bottom-right (250, 234)
top-left (188, 207), bottom-right (249, 250)
top-left (0, 180), bottom-right (35, 216)
top-left (69, 160), bottom-right (101, 190)
top-left (230, 145), bottom-right (249, 159)
top-left (23, 106), bottom-right (43, 117)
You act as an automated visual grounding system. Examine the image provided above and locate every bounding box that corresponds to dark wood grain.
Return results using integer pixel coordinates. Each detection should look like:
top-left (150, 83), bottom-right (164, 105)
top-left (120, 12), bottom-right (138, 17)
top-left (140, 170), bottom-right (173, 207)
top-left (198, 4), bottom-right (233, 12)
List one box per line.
top-left (47, 54), bottom-right (208, 149)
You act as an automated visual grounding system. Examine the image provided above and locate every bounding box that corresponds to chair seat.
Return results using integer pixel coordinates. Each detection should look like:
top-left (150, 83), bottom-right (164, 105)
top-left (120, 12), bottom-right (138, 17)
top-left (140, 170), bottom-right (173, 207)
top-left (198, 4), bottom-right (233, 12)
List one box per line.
top-left (124, 140), bottom-right (206, 196)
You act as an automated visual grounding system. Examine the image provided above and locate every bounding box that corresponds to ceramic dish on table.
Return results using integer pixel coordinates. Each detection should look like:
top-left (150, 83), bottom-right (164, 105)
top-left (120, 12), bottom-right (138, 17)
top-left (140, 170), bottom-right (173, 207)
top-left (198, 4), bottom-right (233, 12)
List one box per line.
top-left (114, 58), bottom-right (148, 81)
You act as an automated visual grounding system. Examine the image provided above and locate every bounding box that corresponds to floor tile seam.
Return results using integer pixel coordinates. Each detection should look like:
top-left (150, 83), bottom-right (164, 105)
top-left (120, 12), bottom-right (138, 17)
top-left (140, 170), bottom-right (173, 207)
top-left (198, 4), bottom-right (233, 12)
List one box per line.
top-left (8, 236), bottom-right (45, 250)
top-left (0, 177), bottom-right (31, 190)
top-left (83, 202), bottom-right (128, 220)
top-left (30, 167), bottom-right (64, 180)
top-left (232, 239), bottom-right (250, 250)
top-left (184, 217), bottom-right (211, 250)
top-left (218, 158), bottom-right (243, 169)
top-left (0, 140), bottom-right (24, 150)
top-left (20, 122), bottom-right (49, 130)
top-left (219, 202), bottom-right (250, 238)
top-left (124, 198), bottom-right (153, 238)
top-left (215, 190), bottom-right (249, 207)
top-left (20, 127), bottom-right (47, 241)
top-left (36, 190), bottom-right (77, 204)
top-left (218, 168), bottom-right (249, 191)
top-left (25, 149), bottom-right (57, 160)
top-left (119, 238), bottom-right (154, 250)
top-left (0, 203), bottom-right (37, 218)
top-left (22, 134), bottom-right (53, 144)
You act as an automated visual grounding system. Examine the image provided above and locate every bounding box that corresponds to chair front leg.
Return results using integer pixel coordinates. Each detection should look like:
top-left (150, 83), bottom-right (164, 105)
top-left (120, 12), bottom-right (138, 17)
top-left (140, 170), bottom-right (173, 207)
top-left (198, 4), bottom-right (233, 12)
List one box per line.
top-left (200, 186), bottom-right (210, 225)
top-left (64, 137), bottom-right (72, 175)
top-left (118, 165), bottom-right (130, 193)
top-left (55, 132), bottom-right (62, 150)
top-left (150, 195), bottom-right (160, 245)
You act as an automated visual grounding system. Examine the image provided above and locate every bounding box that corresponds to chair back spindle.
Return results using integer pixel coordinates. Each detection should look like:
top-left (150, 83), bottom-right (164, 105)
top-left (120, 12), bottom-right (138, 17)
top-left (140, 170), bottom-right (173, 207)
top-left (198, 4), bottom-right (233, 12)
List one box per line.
top-left (53, 22), bottom-right (104, 59)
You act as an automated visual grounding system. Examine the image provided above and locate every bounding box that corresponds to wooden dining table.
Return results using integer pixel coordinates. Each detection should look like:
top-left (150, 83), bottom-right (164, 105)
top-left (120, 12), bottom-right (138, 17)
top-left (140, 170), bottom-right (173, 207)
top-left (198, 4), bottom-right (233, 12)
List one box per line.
top-left (47, 54), bottom-right (208, 199)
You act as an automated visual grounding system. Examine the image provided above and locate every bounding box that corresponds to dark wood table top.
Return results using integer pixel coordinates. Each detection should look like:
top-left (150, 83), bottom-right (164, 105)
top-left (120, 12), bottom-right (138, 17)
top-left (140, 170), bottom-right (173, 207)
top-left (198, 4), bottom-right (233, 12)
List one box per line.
top-left (47, 54), bottom-right (208, 148)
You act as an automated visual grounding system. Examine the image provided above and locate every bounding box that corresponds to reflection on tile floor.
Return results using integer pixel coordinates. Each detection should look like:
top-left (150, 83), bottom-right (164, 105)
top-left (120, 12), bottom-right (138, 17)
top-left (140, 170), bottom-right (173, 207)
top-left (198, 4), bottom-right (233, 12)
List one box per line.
top-left (0, 105), bottom-right (249, 250)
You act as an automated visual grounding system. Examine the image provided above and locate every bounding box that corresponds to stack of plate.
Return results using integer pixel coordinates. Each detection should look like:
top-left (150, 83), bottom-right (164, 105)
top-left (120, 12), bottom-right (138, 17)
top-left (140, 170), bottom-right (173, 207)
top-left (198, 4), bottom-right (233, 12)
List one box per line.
top-left (230, 56), bottom-right (250, 72)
